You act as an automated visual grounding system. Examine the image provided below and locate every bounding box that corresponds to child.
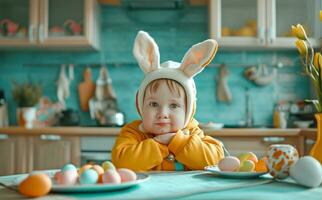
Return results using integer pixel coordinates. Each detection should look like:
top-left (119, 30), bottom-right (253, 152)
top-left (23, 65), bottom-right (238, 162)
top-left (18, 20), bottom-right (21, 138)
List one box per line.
top-left (111, 31), bottom-right (224, 171)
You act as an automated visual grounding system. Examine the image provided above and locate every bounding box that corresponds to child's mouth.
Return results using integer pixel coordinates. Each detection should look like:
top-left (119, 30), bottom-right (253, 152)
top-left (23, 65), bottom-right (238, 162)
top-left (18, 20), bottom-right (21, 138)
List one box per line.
top-left (155, 122), bottom-right (170, 127)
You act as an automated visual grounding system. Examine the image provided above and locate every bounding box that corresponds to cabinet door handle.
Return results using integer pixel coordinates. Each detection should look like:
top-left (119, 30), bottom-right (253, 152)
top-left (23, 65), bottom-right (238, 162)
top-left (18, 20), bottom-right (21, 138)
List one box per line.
top-left (0, 134), bottom-right (8, 140)
top-left (39, 24), bottom-right (44, 43)
top-left (267, 28), bottom-right (274, 44)
top-left (262, 137), bottom-right (285, 143)
top-left (259, 26), bottom-right (265, 44)
top-left (28, 24), bottom-right (34, 42)
top-left (40, 135), bottom-right (61, 141)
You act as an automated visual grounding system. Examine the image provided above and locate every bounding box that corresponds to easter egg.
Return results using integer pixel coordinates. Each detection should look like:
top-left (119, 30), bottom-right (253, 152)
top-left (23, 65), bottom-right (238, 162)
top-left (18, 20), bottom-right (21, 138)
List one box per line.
top-left (55, 170), bottom-right (78, 185)
top-left (61, 163), bottom-right (77, 172)
top-left (102, 161), bottom-right (116, 171)
top-left (266, 144), bottom-right (299, 179)
top-left (102, 169), bottom-right (121, 184)
top-left (91, 165), bottom-right (104, 183)
top-left (117, 168), bottom-right (137, 182)
top-left (79, 169), bottom-right (98, 184)
top-left (290, 156), bottom-right (322, 188)
top-left (18, 173), bottom-right (52, 197)
top-left (78, 164), bottom-right (92, 175)
top-left (255, 157), bottom-right (268, 173)
top-left (218, 156), bottom-right (240, 172)
top-left (239, 160), bottom-right (255, 172)
top-left (237, 152), bottom-right (258, 163)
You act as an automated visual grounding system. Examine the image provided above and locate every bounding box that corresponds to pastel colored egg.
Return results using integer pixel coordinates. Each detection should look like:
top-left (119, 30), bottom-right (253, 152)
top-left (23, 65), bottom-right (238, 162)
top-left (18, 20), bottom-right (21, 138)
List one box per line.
top-left (290, 156), bottom-right (322, 188)
top-left (237, 152), bottom-right (258, 163)
top-left (239, 160), bottom-right (255, 172)
top-left (55, 170), bottom-right (78, 185)
top-left (78, 164), bottom-right (92, 175)
top-left (117, 168), bottom-right (137, 182)
top-left (91, 165), bottom-right (104, 183)
top-left (18, 173), bottom-right (52, 197)
top-left (102, 161), bottom-right (116, 171)
top-left (218, 156), bottom-right (240, 172)
top-left (79, 169), bottom-right (98, 184)
top-left (61, 163), bottom-right (77, 172)
top-left (266, 144), bottom-right (299, 179)
top-left (255, 157), bottom-right (268, 173)
top-left (102, 169), bottom-right (121, 184)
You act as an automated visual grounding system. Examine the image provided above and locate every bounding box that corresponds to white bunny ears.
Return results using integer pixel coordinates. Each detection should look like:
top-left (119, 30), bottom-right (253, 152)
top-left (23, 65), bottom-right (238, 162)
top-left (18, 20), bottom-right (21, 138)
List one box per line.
top-left (133, 31), bottom-right (218, 127)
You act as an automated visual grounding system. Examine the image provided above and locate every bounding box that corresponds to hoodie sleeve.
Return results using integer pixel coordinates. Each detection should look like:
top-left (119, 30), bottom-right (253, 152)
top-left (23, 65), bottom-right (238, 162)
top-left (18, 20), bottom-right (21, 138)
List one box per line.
top-left (168, 126), bottom-right (224, 170)
top-left (111, 124), bottom-right (169, 171)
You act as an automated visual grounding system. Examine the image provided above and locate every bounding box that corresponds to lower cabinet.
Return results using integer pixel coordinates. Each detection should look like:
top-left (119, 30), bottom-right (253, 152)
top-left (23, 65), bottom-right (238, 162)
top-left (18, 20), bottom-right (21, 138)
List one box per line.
top-left (29, 135), bottom-right (80, 171)
top-left (0, 135), bottom-right (28, 175)
top-left (0, 134), bottom-right (80, 176)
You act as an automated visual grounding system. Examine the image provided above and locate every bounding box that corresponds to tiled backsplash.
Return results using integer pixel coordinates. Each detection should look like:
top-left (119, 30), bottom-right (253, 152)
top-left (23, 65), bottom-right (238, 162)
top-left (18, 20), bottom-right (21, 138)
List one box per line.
top-left (0, 5), bottom-right (310, 126)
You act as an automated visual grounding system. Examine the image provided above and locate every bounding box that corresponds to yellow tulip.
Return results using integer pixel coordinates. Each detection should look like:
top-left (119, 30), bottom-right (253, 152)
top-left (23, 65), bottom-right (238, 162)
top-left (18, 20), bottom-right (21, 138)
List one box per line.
top-left (320, 10), bottom-right (322, 22)
top-left (314, 52), bottom-right (322, 69)
top-left (295, 40), bottom-right (307, 57)
top-left (291, 24), bottom-right (308, 40)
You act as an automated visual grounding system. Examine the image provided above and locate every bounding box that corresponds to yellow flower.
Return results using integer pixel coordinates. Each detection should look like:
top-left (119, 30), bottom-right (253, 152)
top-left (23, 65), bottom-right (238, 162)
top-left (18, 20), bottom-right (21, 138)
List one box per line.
top-left (314, 52), bottom-right (322, 69)
top-left (295, 39), bottom-right (307, 56)
top-left (291, 24), bottom-right (308, 40)
top-left (320, 10), bottom-right (322, 22)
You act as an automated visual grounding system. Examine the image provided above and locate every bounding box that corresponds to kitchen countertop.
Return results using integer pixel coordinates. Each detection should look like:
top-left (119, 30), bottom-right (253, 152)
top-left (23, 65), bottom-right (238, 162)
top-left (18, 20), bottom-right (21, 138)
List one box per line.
top-left (0, 171), bottom-right (321, 200)
top-left (0, 126), bottom-right (317, 139)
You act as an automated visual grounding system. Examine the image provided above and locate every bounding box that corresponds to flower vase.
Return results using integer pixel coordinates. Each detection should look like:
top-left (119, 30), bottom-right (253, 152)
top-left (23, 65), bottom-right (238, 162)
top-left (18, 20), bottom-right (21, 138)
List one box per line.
top-left (310, 113), bottom-right (322, 164)
top-left (17, 107), bottom-right (36, 128)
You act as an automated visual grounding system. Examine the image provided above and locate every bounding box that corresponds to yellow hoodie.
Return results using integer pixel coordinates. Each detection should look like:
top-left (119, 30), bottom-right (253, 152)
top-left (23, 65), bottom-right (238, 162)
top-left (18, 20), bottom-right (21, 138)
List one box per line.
top-left (112, 119), bottom-right (224, 171)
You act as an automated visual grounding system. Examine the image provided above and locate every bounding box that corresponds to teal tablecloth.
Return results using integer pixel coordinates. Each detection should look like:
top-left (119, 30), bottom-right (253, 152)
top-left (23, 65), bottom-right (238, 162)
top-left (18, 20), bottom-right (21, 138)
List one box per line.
top-left (0, 171), bottom-right (321, 200)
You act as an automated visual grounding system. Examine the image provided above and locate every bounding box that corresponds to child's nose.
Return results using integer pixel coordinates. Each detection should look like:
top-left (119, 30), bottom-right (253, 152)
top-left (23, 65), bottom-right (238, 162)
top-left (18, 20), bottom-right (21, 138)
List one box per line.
top-left (158, 107), bottom-right (169, 119)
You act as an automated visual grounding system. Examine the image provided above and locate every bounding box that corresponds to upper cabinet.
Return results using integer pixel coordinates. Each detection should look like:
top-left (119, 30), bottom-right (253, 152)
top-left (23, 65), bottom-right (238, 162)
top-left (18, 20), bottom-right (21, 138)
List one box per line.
top-left (0, 0), bottom-right (100, 50)
top-left (209, 0), bottom-right (322, 49)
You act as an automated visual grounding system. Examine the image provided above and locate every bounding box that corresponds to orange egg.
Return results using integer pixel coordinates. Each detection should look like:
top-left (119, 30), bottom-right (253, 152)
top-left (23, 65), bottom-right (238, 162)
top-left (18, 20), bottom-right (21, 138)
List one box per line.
top-left (18, 173), bottom-right (52, 197)
top-left (255, 157), bottom-right (268, 172)
top-left (78, 164), bottom-right (92, 175)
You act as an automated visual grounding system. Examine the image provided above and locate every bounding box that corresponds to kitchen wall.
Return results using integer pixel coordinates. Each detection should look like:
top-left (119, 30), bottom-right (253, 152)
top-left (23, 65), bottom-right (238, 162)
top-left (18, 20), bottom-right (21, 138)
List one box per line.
top-left (0, 5), bottom-right (310, 126)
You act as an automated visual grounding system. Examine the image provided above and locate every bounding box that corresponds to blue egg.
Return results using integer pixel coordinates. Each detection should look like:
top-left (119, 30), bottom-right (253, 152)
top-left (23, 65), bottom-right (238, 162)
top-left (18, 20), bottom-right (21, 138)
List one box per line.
top-left (79, 169), bottom-right (98, 184)
top-left (61, 163), bottom-right (77, 172)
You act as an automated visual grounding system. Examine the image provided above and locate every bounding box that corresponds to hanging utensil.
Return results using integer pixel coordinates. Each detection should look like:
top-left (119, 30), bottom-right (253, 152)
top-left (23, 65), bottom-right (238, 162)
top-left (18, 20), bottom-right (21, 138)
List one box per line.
top-left (216, 64), bottom-right (232, 103)
top-left (78, 67), bottom-right (96, 111)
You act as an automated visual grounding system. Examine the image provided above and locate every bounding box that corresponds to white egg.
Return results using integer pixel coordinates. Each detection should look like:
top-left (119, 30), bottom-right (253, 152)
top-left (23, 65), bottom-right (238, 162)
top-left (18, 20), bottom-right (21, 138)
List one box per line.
top-left (290, 156), bottom-right (322, 188)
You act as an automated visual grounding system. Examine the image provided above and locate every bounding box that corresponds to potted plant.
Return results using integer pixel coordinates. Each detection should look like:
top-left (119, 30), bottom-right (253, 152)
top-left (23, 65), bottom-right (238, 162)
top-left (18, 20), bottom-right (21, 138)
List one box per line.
top-left (12, 81), bottom-right (42, 128)
top-left (292, 15), bottom-right (322, 163)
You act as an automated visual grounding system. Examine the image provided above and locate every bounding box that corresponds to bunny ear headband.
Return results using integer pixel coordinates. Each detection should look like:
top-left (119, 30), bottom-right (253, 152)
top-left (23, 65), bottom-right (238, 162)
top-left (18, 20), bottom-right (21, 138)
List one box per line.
top-left (133, 31), bottom-right (218, 127)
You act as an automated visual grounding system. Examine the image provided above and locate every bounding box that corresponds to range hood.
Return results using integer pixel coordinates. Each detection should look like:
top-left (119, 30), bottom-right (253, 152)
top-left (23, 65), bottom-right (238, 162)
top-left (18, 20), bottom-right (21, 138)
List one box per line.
top-left (122, 0), bottom-right (185, 10)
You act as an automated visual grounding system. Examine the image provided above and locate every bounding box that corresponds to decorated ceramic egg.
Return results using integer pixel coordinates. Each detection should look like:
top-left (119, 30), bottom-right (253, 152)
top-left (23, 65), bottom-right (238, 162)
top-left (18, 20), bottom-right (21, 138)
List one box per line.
top-left (78, 164), bottom-right (92, 175)
top-left (117, 168), bottom-right (137, 182)
top-left (266, 144), bottom-right (299, 179)
top-left (18, 173), bottom-right (52, 197)
top-left (55, 170), bottom-right (78, 185)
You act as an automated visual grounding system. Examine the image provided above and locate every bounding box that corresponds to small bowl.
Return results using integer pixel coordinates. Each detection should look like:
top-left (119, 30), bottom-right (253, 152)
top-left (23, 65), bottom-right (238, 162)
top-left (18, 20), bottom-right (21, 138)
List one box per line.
top-left (200, 122), bottom-right (224, 129)
top-left (293, 120), bottom-right (313, 128)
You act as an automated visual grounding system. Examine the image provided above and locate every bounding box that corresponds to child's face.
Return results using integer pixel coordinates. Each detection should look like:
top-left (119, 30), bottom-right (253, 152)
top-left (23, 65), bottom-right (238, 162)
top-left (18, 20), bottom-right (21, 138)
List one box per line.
top-left (142, 81), bottom-right (186, 135)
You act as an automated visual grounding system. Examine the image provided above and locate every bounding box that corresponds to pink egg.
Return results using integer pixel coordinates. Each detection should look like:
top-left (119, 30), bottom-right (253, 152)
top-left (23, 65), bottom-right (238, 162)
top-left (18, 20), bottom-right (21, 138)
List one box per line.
top-left (102, 169), bottom-right (121, 184)
top-left (218, 156), bottom-right (240, 172)
top-left (55, 170), bottom-right (78, 185)
top-left (117, 168), bottom-right (137, 182)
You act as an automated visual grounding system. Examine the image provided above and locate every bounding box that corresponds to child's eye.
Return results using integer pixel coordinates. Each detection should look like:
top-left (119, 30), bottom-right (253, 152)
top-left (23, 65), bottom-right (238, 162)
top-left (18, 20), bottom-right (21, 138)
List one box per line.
top-left (169, 103), bottom-right (180, 109)
top-left (149, 102), bottom-right (159, 107)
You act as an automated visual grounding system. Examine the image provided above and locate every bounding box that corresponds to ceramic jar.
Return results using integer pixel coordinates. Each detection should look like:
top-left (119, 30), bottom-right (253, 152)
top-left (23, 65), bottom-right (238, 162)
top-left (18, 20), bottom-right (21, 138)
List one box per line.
top-left (266, 144), bottom-right (299, 179)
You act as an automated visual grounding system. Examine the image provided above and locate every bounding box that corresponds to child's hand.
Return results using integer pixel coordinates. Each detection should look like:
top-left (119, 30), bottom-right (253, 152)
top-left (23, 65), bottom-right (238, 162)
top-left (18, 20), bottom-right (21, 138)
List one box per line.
top-left (153, 132), bottom-right (176, 145)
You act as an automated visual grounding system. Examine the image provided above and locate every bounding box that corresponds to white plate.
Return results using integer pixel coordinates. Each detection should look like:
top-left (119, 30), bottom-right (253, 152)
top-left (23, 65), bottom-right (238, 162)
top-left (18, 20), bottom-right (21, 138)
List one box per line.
top-left (13, 170), bottom-right (150, 193)
top-left (200, 122), bottom-right (224, 129)
top-left (205, 166), bottom-right (267, 179)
